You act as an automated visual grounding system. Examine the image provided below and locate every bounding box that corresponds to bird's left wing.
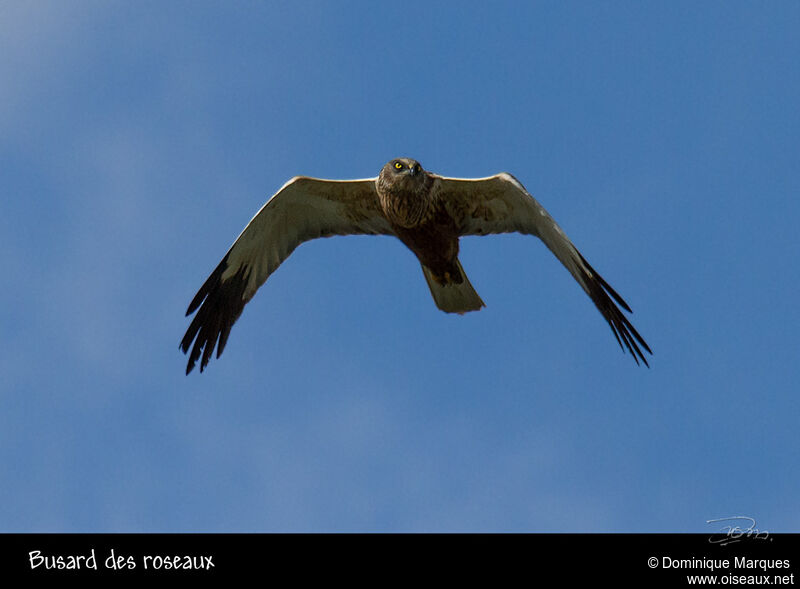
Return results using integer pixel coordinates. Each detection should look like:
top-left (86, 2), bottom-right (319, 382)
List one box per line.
top-left (436, 173), bottom-right (652, 366)
top-left (181, 176), bottom-right (392, 374)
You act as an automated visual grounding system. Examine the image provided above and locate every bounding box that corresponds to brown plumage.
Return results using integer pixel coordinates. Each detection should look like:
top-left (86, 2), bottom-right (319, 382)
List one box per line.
top-left (376, 159), bottom-right (477, 300)
top-left (180, 158), bottom-right (652, 373)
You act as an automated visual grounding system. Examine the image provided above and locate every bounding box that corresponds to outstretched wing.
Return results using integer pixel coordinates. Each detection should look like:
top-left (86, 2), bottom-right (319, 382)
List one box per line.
top-left (181, 176), bottom-right (392, 374)
top-left (436, 173), bottom-right (652, 366)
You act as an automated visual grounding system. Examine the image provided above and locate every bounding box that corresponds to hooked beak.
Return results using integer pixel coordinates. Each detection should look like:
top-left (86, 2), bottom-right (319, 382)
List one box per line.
top-left (408, 165), bottom-right (418, 176)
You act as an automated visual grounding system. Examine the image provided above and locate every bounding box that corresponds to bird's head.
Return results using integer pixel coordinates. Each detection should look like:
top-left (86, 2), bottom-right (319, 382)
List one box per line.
top-left (381, 158), bottom-right (426, 185)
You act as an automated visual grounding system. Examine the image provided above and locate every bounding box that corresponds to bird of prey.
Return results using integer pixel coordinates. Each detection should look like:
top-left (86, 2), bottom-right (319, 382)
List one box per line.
top-left (181, 158), bottom-right (651, 373)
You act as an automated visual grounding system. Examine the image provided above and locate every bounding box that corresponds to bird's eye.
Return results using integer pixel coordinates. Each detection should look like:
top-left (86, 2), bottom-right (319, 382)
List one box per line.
top-left (394, 162), bottom-right (403, 170)
top-left (414, 164), bottom-right (420, 173)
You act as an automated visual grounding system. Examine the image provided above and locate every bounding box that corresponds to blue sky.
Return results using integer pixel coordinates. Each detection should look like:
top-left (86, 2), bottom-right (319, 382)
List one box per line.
top-left (1, 1), bottom-right (798, 532)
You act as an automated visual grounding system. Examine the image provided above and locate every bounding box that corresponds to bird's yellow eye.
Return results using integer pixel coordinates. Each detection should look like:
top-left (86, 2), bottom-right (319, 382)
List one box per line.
top-left (394, 162), bottom-right (403, 170)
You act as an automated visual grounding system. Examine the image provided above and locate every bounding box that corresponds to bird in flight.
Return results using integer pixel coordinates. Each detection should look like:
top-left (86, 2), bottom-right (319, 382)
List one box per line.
top-left (181, 158), bottom-right (651, 373)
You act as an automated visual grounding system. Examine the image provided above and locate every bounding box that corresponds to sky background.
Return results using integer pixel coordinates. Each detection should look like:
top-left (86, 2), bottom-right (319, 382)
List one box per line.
top-left (2, 1), bottom-right (798, 532)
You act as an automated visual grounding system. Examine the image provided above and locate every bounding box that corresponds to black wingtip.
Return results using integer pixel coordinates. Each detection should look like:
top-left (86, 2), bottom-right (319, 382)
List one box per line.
top-left (579, 256), bottom-right (652, 367)
top-left (578, 253), bottom-right (633, 313)
top-left (180, 340), bottom-right (196, 375)
top-left (181, 260), bottom-right (249, 375)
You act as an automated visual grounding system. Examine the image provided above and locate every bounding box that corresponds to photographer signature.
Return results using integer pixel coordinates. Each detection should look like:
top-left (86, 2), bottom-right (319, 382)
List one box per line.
top-left (706, 516), bottom-right (770, 545)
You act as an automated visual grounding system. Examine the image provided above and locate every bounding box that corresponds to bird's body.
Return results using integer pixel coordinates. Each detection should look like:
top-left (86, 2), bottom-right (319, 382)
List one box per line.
top-left (376, 159), bottom-right (468, 294)
top-left (181, 158), bottom-right (652, 373)
top-left (391, 207), bottom-right (462, 284)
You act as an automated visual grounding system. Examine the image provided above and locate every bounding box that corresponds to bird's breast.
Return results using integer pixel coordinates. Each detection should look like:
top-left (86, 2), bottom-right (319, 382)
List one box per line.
top-left (376, 175), bottom-right (436, 228)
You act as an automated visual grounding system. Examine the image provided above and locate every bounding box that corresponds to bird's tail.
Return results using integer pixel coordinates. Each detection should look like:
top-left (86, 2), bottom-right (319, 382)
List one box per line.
top-left (421, 258), bottom-right (485, 315)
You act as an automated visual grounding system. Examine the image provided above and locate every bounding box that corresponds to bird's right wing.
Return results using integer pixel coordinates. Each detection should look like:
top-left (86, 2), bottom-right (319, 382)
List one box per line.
top-left (181, 176), bottom-right (392, 374)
